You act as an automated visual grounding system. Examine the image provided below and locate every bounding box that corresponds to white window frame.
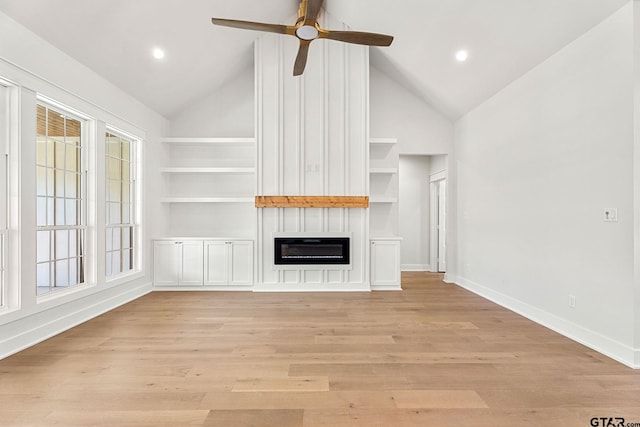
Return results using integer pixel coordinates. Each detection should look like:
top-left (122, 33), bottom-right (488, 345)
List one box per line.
top-left (105, 127), bottom-right (140, 279)
top-left (0, 231), bottom-right (5, 309)
top-left (0, 82), bottom-right (10, 309)
top-left (35, 100), bottom-right (88, 297)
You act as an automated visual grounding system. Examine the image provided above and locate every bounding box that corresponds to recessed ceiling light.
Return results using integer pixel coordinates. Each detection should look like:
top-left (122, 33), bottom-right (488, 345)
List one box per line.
top-left (152, 48), bottom-right (166, 60)
top-left (455, 50), bottom-right (469, 62)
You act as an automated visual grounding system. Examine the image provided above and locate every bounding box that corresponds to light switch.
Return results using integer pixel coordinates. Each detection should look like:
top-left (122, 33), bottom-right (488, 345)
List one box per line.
top-left (604, 208), bottom-right (618, 222)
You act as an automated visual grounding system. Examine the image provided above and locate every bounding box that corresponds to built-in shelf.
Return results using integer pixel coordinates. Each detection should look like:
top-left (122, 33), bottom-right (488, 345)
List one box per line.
top-left (160, 167), bottom-right (255, 174)
top-left (161, 137), bottom-right (255, 145)
top-left (370, 197), bottom-right (398, 204)
top-left (369, 138), bottom-right (399, 236)
top-left (370, 167), bottom-right (398, 174)
top-left (161, 197), bottom-right (255, 204)
top-left (160, 135), bottom-right (257, 237)
top-left (369, 137), bottom-right (397, 145)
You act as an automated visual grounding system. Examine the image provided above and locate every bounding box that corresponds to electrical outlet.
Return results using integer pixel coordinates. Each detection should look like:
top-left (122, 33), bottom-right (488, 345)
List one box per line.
top-left (568, 294), bottom-right (576, 308)
top-left (604, 208), bottom-right (618, 222)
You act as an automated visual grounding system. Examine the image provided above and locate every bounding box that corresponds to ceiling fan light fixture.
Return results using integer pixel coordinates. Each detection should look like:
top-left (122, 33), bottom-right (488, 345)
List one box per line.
top-left (296, 25), bottom-right (319, 40)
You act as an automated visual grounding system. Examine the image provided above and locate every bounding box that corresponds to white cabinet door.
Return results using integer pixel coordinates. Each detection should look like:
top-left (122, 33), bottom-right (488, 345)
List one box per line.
top-left (204, 241), bottom-right (227, 286)
top-left (155, 239), bottom-right (253, 288)
top-left (153, 241), bottom-right (181, 286)
top-left (370, 239), bottom-right (401, 290)
top-left (181, 241), bottom-right (204, 286)
top-left (229, 240), bottom-right (253, 286)
top-left (204, 240), bottom-right (253, 287)
top-left (154, 240), bottom-right (203, 287)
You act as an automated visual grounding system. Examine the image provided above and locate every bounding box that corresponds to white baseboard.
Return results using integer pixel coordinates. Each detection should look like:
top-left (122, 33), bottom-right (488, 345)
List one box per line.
top-left (0, 281), bottom-right (152, 360)
top-left (401, 264), bottom-right (431, 272)
top-left (451, 275), bottom-right (638, 369)
top-left (253, 282), bottom-right (371, 292)
top-left (154, 285), bottom-right (253, 291)
top-left (370, 284), bottom-right (402, 291)
top-left (443, 273), bottom-right (456, 283)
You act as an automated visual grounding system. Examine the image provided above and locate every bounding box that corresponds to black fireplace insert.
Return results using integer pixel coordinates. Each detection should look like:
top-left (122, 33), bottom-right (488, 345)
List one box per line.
top-left (274, 237), bottom-right (350, 265)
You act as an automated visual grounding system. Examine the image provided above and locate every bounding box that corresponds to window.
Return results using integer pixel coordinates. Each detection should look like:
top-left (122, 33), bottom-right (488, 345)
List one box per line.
top-left (105, 131), bottom-right (136, 277)
top-left (0, 84), bottom-right (8, 306)
top-left (36, 103), bottom-right (85, 296)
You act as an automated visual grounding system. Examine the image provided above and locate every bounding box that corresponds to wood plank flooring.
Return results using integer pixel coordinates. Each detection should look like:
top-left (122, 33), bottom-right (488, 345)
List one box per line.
top-left (2, 272), bottom-right (640, 426)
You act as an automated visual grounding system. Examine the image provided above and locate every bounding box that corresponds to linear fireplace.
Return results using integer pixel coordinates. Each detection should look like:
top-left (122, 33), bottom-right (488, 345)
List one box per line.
top-left (274, 237), bottom-right (350, 265)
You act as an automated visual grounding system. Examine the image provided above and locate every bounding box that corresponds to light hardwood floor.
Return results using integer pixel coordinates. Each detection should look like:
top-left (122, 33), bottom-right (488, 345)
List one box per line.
top-left (1, 272), bottom-right (639, 426)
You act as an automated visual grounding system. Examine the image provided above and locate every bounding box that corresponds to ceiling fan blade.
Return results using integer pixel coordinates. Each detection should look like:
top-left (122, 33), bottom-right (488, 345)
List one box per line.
top-left (293, 40), bottom-right (312, 76)
top-left (321, 30), bottom-right (394, 46)
top-left (305, 0), bottom-right (324, 22)
top-left (211, 18), bottom-right (295, 36)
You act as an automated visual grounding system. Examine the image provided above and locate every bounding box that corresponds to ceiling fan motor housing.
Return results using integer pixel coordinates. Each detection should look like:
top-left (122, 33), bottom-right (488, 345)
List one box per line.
top-left (296, 24), bottom-right (319, 40)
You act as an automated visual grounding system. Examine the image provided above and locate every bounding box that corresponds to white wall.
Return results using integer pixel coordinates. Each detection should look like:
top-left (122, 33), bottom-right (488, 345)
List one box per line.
top-left (430, 155), bottom-right (447, 175)
top-left (169, 64), bottom-right (254, 137)
top-left (370, 66), bottom-right (453, 155)
top-left (0, 11), bottom-right (168, 359)
top-left (399, 156), bottom-right (431, 270)
top-left (454, 4), bottom-right (637, 366)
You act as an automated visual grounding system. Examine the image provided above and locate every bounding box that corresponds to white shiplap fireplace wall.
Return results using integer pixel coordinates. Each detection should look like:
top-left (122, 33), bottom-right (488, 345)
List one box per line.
top-left (254, 13), bottom-right (370, 291)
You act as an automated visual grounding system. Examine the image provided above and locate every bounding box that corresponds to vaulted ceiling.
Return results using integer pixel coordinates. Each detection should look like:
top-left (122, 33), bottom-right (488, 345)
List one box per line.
top-left (0, 0), bottom-right (630, 119)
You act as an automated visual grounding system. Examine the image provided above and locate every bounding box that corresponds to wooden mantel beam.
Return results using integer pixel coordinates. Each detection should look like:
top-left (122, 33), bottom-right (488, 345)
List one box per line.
top-left (255, 196), bottom-right (369, 208)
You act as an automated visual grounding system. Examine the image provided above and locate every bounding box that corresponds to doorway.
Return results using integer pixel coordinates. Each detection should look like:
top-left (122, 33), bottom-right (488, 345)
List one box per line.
top-left (398, 155), bottom-right (447, 273)
top-left (430, 173), bottom-right (446, 272)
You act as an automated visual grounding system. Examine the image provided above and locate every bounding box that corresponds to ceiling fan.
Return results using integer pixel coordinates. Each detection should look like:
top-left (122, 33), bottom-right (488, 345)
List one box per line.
top-left (211, 0), bottom-right (394, 76)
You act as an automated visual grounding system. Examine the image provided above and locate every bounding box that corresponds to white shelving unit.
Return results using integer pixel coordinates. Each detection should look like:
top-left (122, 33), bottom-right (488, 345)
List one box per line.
top-left (370, 167), bottom-right (398, 174)
top-left (161, 137), bottom-right (255, 145)
top-left (369, 138), bottom-right (399, 236)
top-left (370, 196), bottom-right (398, 204)
top-left (155, 137), bottom-right (257, 289)
top-left (369, 138), bottom-right (401, 289)
top-left (160, 137), bottom-right (255, 203)
top-left (161, 167), bottom-right (255, 174)
top-left (160, 197), bottom-right (255, 203)
top-left (370, 138), bottom-right (397, 145)
top-left (160, 136), bottom-right (256, 237)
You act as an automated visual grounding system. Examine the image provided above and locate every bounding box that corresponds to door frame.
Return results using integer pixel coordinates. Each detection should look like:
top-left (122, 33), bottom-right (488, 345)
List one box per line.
top-left (429, 170), bottom-right (447, 272)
